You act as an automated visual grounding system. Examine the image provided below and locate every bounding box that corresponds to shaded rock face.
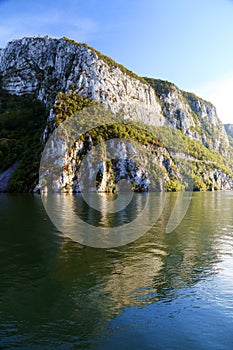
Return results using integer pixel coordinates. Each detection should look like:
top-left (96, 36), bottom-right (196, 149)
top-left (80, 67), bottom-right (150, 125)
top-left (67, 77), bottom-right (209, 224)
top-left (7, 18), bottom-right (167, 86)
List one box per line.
top-left (0, 161), bottom-right (18, 192)
top-left (0, 37), bottom-right (163, 126)
top-left (224, 124), bottom-right (233, 138)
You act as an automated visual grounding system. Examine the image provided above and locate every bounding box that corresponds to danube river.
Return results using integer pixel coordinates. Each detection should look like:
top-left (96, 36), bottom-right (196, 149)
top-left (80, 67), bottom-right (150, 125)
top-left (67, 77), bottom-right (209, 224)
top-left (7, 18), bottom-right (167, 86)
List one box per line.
top-left (1, 192), bottom-right (233, 349)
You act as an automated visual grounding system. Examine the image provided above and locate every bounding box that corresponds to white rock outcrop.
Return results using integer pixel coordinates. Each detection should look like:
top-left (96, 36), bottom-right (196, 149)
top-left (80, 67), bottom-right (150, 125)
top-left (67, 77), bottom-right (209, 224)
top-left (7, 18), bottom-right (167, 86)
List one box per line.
top-left (149, 80), bottom-right (229, 155)
top-left (0, 36), bottom-right (232, 192)
top-left (0, 36), bottom-right (164, 126)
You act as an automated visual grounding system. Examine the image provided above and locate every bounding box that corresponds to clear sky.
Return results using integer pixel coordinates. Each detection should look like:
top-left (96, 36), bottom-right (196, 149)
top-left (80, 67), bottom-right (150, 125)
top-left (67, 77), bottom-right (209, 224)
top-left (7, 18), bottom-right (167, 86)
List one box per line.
top-left (0, 0), bottom-right (233, 123)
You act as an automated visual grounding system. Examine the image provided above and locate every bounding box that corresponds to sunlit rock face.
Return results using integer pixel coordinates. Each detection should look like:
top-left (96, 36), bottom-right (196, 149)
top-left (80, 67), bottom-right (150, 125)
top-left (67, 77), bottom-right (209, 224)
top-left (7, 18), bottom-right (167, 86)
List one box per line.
top-left (0, 36), bottom-right (228, 153)
top-left (0, 36), bottom-right (232, 192)
top-left (39, 137), bottom-right (165, 194)
top-left (0, 36), bottom-right (163, 126)
top-left (144, 78), bottom-right (229, 156)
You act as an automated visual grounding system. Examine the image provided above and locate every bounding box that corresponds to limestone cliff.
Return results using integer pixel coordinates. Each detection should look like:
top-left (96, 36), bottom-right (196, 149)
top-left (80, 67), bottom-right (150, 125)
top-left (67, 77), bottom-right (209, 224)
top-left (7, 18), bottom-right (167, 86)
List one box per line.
top-left (0, 36), bottom-right (163, 126)
top-left (144, 78), bottom-right (229, 156)
top-left (0, 36), bottom-right (232, 192)
top-left (224, 124), bottom-right (233, 140)
top-left (0, 37), bottom-right (229, 151)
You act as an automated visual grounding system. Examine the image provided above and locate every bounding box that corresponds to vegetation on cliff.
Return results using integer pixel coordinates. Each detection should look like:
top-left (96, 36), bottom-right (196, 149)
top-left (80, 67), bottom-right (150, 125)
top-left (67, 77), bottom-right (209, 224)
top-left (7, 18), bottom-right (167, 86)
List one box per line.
top-left (144, 77), bottom-right (229, 157)
top-left (0, 36), bottom-right (233, 192)
top-left (0, 80), bottom-right (47, 191)
top-left (51, 89), bottom-right (233, 192)
top-left (62, 37), bottom-right (148, 84)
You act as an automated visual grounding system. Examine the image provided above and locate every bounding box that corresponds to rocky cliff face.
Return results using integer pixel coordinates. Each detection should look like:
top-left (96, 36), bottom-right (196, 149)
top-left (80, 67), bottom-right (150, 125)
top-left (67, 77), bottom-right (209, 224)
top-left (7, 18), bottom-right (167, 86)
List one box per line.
top-left (0, 37), bottom-right (163, 126)
top-left (0, 36), bottom-right (228, 152)
top-left (224, 124), bottom-right (233, 138)
top-left (0, 36), bottom-right (232, 192)
top-left (39, 131), bottom-right (233, 194)
top-left (0, 37), bottom-right (228, 154)
top-left (144, 78), bottom-right (229, 156)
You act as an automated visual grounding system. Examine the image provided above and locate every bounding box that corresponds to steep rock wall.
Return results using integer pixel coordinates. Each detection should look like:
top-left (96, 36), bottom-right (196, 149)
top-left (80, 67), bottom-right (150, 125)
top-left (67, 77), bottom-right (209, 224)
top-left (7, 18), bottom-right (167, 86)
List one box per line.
top-left (0, 37), bottom-right (163, 126)
top-left (144, 78), bottom-right (229, 156)
top-left (0, 36), bottom-right (232, 192)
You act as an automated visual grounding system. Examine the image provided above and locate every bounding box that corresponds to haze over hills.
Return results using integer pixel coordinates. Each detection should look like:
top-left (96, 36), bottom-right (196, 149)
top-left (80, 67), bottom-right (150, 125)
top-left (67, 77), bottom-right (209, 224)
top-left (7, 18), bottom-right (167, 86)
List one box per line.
top-left (0, 36), bottom-right (232, 192)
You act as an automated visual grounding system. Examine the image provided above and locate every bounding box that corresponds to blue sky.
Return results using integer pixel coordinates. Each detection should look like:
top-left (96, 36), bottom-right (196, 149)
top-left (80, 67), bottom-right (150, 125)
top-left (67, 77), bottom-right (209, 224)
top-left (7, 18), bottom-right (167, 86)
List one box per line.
top-left (0, 0), bottom-right (233, 123)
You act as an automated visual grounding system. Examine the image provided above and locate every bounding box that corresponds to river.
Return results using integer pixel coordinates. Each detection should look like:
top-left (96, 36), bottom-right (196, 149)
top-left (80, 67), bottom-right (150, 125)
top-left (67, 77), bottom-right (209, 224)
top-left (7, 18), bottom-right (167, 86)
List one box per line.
top-left (1, 192), bottom-right (233, 349)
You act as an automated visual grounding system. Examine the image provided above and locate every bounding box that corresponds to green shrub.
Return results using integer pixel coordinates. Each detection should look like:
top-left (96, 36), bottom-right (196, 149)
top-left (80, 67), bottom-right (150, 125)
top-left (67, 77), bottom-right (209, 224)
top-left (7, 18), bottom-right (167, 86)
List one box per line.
top-left (166, 179), bottom-right (180, 192)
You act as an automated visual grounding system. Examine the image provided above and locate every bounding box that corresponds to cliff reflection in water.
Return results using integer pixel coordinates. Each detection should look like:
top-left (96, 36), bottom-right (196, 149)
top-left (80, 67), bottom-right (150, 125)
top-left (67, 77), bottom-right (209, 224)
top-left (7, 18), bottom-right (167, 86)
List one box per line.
top-left (51, 192), bottom-right (222, 309)
top-left (0, 192), bottom-right (230, 348)
top-left (41, 192), bottom-right (166, 247)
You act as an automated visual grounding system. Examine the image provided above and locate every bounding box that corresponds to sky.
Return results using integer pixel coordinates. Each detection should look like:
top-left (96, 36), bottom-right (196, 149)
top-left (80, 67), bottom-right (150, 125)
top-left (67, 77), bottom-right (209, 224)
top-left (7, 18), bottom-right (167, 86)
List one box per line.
top-left (0, 0), bottom-right (233, 123)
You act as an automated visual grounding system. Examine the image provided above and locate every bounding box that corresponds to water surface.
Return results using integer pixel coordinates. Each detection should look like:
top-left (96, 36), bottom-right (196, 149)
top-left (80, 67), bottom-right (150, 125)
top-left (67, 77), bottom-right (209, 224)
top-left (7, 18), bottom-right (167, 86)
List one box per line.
top-left (1, 192), bottom-right (233, 349)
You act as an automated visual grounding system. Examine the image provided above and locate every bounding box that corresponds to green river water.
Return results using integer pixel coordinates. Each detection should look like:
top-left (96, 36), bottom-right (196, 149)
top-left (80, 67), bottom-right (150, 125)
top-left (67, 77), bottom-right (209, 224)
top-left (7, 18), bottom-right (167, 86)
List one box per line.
top-left (1, 192), bottom-right (233, 349)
